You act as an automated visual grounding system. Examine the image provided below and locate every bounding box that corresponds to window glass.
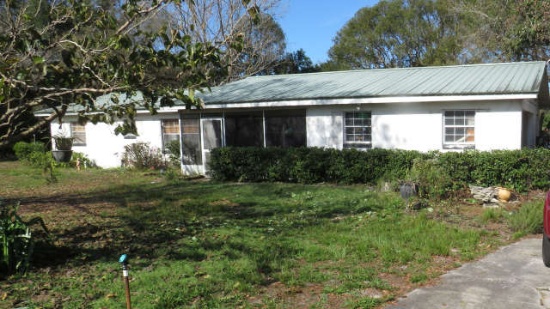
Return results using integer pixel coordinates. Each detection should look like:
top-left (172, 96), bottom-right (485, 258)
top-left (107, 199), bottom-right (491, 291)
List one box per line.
top-left (344, 112), bottom-right (372, 149)
top-left (71, 123), bottom-right (86, 146)
top-left (443, 111), bottom-right (475, 149)
top-left (162, 119), bottom-right (181, 150)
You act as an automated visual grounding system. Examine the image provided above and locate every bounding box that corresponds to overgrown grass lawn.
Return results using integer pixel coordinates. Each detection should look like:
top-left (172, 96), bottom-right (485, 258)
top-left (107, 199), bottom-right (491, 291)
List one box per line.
top-left (0, 161), bottom-right (540, 308)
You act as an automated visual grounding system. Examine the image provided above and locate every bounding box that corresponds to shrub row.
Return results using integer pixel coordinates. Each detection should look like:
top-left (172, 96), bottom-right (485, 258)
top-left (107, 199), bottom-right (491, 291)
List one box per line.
top-left (210, 147), bottom-right (550, 192)
top-left (210, 147), bottom-right (422, 184)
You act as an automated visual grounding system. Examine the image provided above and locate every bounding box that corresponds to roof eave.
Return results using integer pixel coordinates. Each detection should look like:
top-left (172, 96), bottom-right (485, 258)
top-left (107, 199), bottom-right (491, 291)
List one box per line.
top-left (200, 93), bottom-right (540, 110)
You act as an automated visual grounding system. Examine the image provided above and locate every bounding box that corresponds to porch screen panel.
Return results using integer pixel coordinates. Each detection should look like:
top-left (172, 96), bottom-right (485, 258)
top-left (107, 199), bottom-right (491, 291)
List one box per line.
top-left (265, 110), bottom-right (306, 147)
top-left (225, 112), bottom-right (264, 147)
top-left (181, 116), bottom-right (202, 165)
top-left (202, 119), bottom-right (222, 149)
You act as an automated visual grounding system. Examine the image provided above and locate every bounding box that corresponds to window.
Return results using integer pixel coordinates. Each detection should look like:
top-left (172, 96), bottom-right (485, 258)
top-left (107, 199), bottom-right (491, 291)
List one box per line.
top-left (443, 111), bottom-right (475, 149)
top-left (181, 116), bottom-right (201, 165)
top-left (70, 123), bottom-right (86, 146)
top-left (162, 119), bottom-right (180, 149)
top-left (344, 112), bottom-right (372, 149)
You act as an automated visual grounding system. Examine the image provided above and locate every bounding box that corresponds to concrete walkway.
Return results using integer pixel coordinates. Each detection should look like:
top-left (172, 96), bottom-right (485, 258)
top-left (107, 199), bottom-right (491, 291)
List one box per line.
top-left (384, 237), bottom-right (550, 309)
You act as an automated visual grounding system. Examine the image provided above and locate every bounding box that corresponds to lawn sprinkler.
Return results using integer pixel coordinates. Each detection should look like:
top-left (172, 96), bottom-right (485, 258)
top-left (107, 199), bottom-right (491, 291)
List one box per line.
top-left (119, 254), bottom-right (132, 309)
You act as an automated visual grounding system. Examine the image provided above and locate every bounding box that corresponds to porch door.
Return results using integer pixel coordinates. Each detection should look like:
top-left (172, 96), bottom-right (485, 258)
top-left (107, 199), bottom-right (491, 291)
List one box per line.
top-left (201, 118), bottom-right (223, 174)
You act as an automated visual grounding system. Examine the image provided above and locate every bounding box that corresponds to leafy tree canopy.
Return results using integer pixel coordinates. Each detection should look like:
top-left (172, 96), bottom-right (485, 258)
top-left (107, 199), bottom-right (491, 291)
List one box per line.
top-left (265, 49), bottom-right (320, 75)
top-left (0, 0), bottom-right (259, 149)
top-left (168, 0), bottom-right (286, 83)
top-left (325, 0), bottom-right (550, 70)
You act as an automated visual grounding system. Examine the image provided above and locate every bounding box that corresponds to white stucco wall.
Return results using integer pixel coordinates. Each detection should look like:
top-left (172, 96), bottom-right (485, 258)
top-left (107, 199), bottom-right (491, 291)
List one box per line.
top-left (306, 100), bottom-right (528, 152)
top-left (306, 108), bottom-right (342, 148)
top-left (372, 103), bottom-right (442, 151)
top-left (51, 98), bottom-right (535, 169)
top-left (50, 113), bottom-right (177, 168)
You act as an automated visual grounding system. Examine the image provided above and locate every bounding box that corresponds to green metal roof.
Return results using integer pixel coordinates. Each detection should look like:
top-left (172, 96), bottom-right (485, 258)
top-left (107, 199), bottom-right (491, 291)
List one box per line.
top-left (201, 61), bottom-right (549, 105)
top-left (35, 61), bottom-right (550, 116)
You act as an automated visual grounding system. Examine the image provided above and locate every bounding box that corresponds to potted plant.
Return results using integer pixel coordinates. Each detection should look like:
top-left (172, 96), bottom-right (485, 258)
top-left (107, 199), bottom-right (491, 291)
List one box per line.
top-left (51, 135), bottom-right (74, 163)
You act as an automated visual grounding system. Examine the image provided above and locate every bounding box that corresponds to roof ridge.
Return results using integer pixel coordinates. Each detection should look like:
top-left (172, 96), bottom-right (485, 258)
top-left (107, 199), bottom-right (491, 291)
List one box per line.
top-left (240, 61), bottom-right (546, 81)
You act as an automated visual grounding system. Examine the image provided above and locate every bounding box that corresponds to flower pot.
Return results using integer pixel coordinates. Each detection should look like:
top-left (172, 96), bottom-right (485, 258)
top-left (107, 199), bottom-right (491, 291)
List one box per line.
top-left (497, 187), bottom-right (512, 202)
top-left (52, 150), bottom-right (73, 163)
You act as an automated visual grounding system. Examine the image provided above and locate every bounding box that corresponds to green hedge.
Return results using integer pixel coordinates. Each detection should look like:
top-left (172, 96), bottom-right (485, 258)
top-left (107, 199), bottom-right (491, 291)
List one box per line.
top-left (210, 147), bottom-right (550, 192)
top-left (210, 147), bottom-right (423, 184)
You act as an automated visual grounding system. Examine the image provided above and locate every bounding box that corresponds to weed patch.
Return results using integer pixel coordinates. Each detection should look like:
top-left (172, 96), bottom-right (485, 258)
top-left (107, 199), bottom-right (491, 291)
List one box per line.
top-left (0, 161), bottom-right (536, 308)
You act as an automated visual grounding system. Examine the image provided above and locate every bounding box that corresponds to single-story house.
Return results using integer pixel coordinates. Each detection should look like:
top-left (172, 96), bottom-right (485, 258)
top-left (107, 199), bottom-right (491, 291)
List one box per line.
top-left (37, 61), bottom-right (550, 175)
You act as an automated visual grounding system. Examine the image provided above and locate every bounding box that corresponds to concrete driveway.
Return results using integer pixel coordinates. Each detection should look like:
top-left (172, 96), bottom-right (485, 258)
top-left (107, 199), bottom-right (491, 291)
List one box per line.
top-left (384, 237), bottom-right (550, 309)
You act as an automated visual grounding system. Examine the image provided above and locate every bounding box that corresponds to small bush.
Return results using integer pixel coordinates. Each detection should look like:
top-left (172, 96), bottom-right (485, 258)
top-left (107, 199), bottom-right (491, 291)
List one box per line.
top-left (407, 156), bottom-right (453, 200)
top-left (122, 142), bottom-right (165, 170)
top-left (165, 140), bottom-right (181, 168)
top-left (508, 201), bottom-right (543, 237)
top-left (13, 142), bottom-right (46, 162)
top-left (12, 141), bottom-right (57, 183)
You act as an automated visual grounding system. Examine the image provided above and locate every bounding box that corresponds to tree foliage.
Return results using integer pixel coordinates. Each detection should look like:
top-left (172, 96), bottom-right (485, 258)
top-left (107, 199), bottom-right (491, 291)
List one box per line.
top-left (457, 0), bottom-right (550, 62)
top-left (326, 0), bottom-right (550, 69)
top-left (268, 49), bottom-right (320, 75)
top-left (0, 0), bottom-right (258, 149)
top-left (168, 0), bottom-right (286, 83)
top-left (328, 0), bottom-right (465, 69)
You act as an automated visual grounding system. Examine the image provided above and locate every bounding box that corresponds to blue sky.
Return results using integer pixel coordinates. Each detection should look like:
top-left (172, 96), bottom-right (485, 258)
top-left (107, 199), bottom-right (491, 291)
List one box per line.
top-left (277, 0), bottom-right (379, 64)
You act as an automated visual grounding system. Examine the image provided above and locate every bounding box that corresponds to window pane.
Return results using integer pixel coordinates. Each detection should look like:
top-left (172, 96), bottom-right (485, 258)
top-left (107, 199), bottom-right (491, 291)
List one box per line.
top-left (71, 123), bottom-right (86, 146)
top-left (466, 128), bottom-right (475, 142)
top-left (443, 110), bottom-right (475, 148)
top-left (465, 114), bottom-right (475, 125)
top-left (162, 119), bottom-right (180, 134)
top-left (344, 112), bottom-right (372, 149)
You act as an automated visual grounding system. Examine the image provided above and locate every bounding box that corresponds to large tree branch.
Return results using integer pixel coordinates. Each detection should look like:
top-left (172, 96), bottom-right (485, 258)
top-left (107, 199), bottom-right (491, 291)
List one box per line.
top-left (116, 0), bottom-right (169, 36)
top-left (0, 110), bottom-right (59, 149)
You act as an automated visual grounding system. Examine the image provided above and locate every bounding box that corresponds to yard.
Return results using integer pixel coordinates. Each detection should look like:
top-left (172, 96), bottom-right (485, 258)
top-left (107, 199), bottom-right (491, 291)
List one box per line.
top-left (0, 161), bottom-right (543, 308)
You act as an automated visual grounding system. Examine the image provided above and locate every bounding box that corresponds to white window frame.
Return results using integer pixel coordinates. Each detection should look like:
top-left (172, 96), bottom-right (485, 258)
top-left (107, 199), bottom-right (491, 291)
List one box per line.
top-left (344, 111), bottom-right (372, 149)
top-left (443, 110), bottom-right (475, 149)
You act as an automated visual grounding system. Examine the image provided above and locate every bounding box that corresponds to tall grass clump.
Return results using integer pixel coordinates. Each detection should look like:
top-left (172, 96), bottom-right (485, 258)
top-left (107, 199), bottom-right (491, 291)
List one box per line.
top-left (0, 199), bottom-right (50, 278)
top-left (478, 208), bottom-right (508, 225)
top-left (508, 201), bottom-right (543, 238)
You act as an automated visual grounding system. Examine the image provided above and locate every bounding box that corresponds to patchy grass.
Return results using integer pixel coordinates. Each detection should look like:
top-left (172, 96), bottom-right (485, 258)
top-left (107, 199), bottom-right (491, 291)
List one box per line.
top-left (0, 161), bottom-right (541, 309)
